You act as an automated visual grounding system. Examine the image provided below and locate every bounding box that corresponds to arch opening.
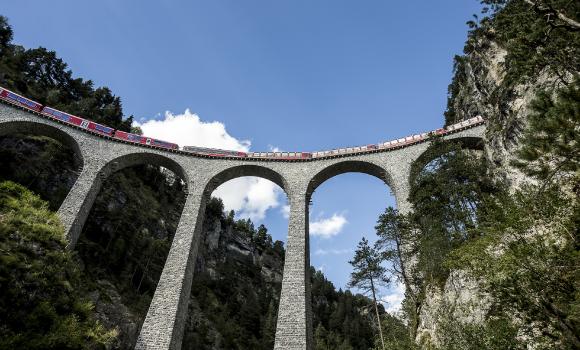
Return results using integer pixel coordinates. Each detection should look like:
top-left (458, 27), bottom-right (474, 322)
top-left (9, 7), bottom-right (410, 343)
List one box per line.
top-left (410, 136), bottom-right (485, 187)
top-left (0, 121), bottom-right (84, 210)
top-left (76, 154), bottom-right (188, 349)
top-left (306, 160), bottom-right (392, 201)
top-left (182, 167), bottom-right (289, 349)
top-left (203, 164), bottom-right (288, 197)
top-left (307, 162), bottom-right (402, 349)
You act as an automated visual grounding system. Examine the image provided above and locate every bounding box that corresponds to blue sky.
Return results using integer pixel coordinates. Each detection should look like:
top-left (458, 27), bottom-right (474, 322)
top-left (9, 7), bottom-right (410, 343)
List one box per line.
top-left (4, 0), bottom-right (481, 312)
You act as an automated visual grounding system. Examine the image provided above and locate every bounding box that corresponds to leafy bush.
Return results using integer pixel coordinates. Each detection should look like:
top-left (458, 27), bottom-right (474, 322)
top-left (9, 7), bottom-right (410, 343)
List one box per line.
top-left (0, 181), bottom-right (117, 349)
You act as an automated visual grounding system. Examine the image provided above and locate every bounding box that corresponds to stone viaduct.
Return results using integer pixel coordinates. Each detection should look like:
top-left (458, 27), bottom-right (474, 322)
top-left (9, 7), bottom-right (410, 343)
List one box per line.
top-left (0, 102), bottom-right (486, 350)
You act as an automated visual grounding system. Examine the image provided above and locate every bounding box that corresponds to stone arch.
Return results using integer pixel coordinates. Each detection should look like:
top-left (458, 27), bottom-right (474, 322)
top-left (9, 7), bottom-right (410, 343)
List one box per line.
top-left (74, 150), bottom-right (192, 347)
top-left (0, 119), bottom-right (84, 169)
top-left (63, 151), bottom-right (189, 247)
top-left (306, 160), bottom-right (392, 201)
top-left (409, 135), bottom-right (485, 186)
top-left (98, 151), bottom-right (189, 186)
top-left (203, 164), bottom-right (288, 197)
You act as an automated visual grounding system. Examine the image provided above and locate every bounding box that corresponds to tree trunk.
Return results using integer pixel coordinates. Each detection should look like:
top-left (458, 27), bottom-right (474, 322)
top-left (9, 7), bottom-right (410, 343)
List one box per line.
top-left (370, 277), bottom-right (386, 350)
top-left (137, 255), bottom-right (151, 293)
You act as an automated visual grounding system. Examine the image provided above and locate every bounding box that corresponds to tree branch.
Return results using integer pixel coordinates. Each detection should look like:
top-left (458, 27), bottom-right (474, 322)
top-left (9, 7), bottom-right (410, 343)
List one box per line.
top-left (523, 0), bottom-right (580, 31)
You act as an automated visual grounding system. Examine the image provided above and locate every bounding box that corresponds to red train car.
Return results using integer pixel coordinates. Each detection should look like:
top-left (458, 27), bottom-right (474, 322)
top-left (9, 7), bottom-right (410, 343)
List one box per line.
top-left (273, 152), bottom-right (311, 160)
top-left (183, 146), bottom-right (247, 157)
top-left (114, 130), bottom-right (178, 150)
top-left (41, 106), bottom-right (114, 136)
top-left (0, 87), bottom-right (43, 112)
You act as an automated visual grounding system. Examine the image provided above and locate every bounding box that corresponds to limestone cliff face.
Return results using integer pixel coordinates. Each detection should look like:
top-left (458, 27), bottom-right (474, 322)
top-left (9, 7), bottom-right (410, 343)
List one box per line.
top-left (414, 30), bottom-right (567, 346)
top-left (182, 214), bottom-right (284, 349)
top-left (194, 216), bottom-right (283, 285)
top-left (444, 32), bottom-right (566, 186)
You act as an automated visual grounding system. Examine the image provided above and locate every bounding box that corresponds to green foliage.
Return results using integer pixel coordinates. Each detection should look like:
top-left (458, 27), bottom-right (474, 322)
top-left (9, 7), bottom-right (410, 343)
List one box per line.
top-left (348, 238), bottom-right (390, 350)
top-left (448, 182), bottom-right (580, 348)
top-left (379, 313), bottom-right (417, 350)
top-left (436, 312), bottom-right (521, 350)
top-left (513, 78), bottom-right (580, 180)
top-left (390, 68), bottom-right (580, 348)
top-left (0, 16), bottom-right (13, 55)
top-left (348, 237), bottom-right (390, 293)
top-left (76, 165), bottom-right (186, 316)
top-left (183, 202), bottom-right (285, 350)
top-left (443, 77), bottom-right (580, 348)
top-left (375, 207), bottom-right (422, 336)
top-left (0, 134), bottom-right (79, 210)
top-left (312, 268), bottom-right (376, 350)
top-left (443, 55), bottom-right (471, 126)
top-left (0, 16), bottom-right (132, 131)
top-left (409, 141), bottom-right (497, 286)
top-left (0, 181), bottom-right (117, 349)
top-left (478, 0), bottom-right (579, 87)
top-left (444, 0), bottom-right (580, 126)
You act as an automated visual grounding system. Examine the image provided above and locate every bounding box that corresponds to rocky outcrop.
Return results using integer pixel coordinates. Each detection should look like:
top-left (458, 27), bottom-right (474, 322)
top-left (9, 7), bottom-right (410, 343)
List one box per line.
top-left (194, 216), bottom-right (284, 284)
top-left (445, 32), bottom-right (567, 186)
top-left (414, 25), bottom-right (571, 346)
top-left (88, 280), bottom-right (142, 350)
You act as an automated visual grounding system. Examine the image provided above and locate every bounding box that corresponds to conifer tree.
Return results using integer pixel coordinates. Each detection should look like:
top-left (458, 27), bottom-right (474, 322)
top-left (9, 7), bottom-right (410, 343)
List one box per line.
top-left (514, 79), bottom-right (580, 181)
top-left (348, 237), bottom-right (389, 350)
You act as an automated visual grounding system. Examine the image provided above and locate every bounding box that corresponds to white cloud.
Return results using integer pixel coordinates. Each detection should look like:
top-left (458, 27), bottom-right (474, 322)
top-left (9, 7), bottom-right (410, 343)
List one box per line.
top-left (280, 204), bottom-right (290, 219)
top-left (314, 248), bottom-right (352, 256)
top-left (213, 177), bottom-right (282, 221)
top-left (380, 281), bottom-right (406, 314)
top-left (310, 213), bottom-right (348, 238)
top-left (134, 110), bottom-right (284, 221)
top-left (135, 109), bottom-right (250, 150)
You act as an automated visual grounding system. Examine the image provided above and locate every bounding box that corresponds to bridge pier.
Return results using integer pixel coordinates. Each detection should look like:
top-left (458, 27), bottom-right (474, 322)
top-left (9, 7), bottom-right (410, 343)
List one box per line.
top-left (57, 165), bottom-right (105, 248)
top-left (274, 190), bottom-right (313, 350)
top-left (135, 185), bottom-right (206, 350)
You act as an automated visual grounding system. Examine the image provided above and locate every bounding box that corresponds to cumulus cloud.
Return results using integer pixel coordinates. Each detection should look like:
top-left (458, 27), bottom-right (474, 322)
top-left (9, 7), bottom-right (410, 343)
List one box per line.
top-left (380, 281), bottom-right (406, 314)
top-left (134, 110), bottom-right (283, 221)
top-left (213, 177), bottom-right (282, 221)
top-left (310, 213), bottom-right (348, 238)
top-left (314, 248), bottom-right (352, 256)
top-left (135, 109), bottom-right (250, 150)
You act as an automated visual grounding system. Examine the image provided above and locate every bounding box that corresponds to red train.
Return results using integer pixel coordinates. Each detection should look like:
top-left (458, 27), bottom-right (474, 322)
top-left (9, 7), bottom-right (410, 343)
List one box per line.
top-left (0, 86), bottom-right (177, 151)
top-left (246, 151), bottom-right (312, 160)
top-left (182, 146), bottom-right (247, 158)
top-left (0, 88), bottom-right (42, 112)
top-left (0, 86), bottom-right (485, 159)
top-left (114, 130), bottom-right (178, 150)
top-left (42, 106), bottom-right (114, 137)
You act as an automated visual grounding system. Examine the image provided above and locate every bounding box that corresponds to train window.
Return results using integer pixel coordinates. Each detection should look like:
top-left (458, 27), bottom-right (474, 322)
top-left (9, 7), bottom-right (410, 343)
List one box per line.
top-left (146, 138), bottom-right (152, 145)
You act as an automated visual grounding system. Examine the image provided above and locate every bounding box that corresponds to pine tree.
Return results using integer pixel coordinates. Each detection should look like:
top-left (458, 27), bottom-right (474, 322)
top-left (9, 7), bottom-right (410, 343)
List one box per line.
top-left (514, 79), bottom-right (580, 181)
top-left (348, 237), bottom-right (389, 350)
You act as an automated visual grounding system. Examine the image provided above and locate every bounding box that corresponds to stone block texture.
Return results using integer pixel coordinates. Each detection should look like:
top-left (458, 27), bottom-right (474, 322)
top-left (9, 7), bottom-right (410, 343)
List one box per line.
top-left (0, 103), bottom-right (485, 349)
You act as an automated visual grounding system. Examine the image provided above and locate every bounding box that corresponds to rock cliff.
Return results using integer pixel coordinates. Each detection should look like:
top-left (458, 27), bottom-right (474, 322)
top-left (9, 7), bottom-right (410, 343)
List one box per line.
top-left (413, 2), bottom-right (578, 344)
